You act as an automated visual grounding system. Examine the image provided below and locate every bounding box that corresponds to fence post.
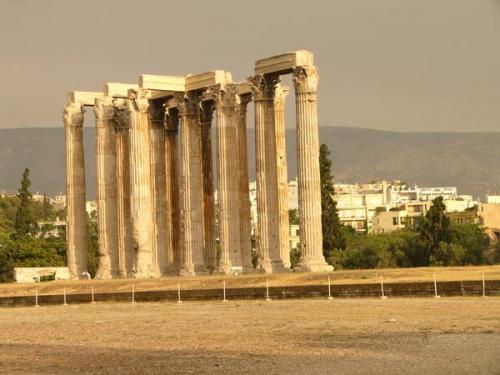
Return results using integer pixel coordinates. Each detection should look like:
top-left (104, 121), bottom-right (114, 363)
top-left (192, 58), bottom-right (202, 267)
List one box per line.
top-left (327, 276), bottom-right (333, 300)
top-left (176, 282), bottom-right (182, 304)
top-left (131, 283), bottom-right (136, 304)
top-left (380, 276), bottom-right (387, 299)
top-left (433, 272), bottom-right (440, 298)
top-left (482, 272), bottom-right (486, 297)
top-left (35, 288), bottom-right (40, 307)
top-left (223, 280), bottom-right (228, 302)
top-left (265, 279), bottom-right (271, 302)
top-left (91, 285), bottom-right (96, 304)
top-left (63, 288), bottom-right (67, 306)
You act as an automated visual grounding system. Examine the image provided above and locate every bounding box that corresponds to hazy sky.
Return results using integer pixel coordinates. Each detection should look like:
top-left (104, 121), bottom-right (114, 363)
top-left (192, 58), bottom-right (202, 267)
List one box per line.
top-left (1, 0), bottom-right (499, 132)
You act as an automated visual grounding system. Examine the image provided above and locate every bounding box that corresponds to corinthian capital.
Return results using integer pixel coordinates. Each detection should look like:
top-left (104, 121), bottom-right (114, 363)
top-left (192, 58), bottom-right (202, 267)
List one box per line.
top-left (63, 102), bottom-right (84, 127)
top-left (128, 89), bottom-right (151, 113)
top-left (293, 66), bottom-right (319, 93)
top-left (213, 84), bottom-right (238, 109)
top-left (113, 99), bottom-right (130, 129)
top-left (176, 92), bottom-right (198, 118)
top-left (148, 100), bottom-right (166, 129)
top-left (200, 100), bottom-right (215, 126)
top-left (94, 96), bottom-right (115, 121)
top-left (248, 74), bottom-right (280, 101)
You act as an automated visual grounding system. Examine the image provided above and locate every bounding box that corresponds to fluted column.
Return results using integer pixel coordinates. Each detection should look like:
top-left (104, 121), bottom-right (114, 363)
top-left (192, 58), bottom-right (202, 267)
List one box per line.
top-left (236, 94), bottom-right (254, 272)
top-left (178, 93), bottom-right (206, 275)
top-left (94, 97), bottom-right (119, 279)
top-left (128, 89), bottom-right (157, 278)
top-left (274, 85), bottom-right (291, 268)
top-left (113, 100), bottom-right (133, 276)
top-left (215, 86), bottom-right (241, 273)
top-left (251, 75), bottom-right (286, 273)
top-left (149, 101), bottom-right (168, 275)
top-left (200, 101), bottom-right (216, 272)
top-left (293, 66), bottom-right (332, 272)
top-left (165, 108), bottom-right (181, 274)
top-left (63, 102), bottom-right (88, 279)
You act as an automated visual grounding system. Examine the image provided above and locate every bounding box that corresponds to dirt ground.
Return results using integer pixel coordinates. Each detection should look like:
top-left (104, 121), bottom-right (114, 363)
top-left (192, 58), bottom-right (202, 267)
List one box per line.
top-left (1, 265), bottom-right (499, 298)
top-left (0, 297), bottom-right (498, 374)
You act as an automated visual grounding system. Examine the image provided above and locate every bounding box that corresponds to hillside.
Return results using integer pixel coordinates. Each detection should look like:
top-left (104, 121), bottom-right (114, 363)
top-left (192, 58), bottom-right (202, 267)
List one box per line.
top-left (1, 127), bottom-right (499, 199)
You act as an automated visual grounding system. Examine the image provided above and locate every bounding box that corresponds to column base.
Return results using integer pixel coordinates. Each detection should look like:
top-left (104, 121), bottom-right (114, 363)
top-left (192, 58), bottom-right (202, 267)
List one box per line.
top-left (218, 261), bottom-right (233, 275)
top-left (259, 259), bottom-right (289, 274)
top-left (94, 270), bottom-right (113, 280)
top-left (115, 270), bottom-right (128, 279)
top-left (293, 259), bottom-right (333, 273)
top-left (70, 269), bottom-right (90, 280)
top-left (132, 267), bottom-right (162, 279)
top-left (179, 264), bottom-right (208, 276)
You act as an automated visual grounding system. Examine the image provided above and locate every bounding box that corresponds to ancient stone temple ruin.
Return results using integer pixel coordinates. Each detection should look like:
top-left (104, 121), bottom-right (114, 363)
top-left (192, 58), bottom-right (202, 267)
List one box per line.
top-left (63, 50), bottom-right (333, 279)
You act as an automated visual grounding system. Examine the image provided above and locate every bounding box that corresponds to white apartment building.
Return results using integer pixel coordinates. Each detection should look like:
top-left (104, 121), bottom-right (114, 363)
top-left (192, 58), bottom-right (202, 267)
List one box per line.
top-left (335, 180), bottom-right (475, 233)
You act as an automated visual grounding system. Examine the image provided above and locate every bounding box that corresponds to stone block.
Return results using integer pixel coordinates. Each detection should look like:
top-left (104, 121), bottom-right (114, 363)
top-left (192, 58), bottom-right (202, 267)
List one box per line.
top-left (69, 91), bottom-right (104, 106)
top-left (14, 267), bottom-right (71, 283)
top-left (139, 74), bottom-right (185, 95)
top-left (104, 83), bottom-right (139, 98)
top-left (186, 71), bottom-right (232, 91)
top-left (255, 50), bottom-right (314, 75)
top-left (237, 81), bottom-right (252, 96)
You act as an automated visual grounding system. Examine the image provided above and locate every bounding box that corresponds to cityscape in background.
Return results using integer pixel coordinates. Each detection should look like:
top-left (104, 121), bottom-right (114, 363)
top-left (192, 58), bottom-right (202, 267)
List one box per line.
top-left (4, 178), bottom-right (500, 253)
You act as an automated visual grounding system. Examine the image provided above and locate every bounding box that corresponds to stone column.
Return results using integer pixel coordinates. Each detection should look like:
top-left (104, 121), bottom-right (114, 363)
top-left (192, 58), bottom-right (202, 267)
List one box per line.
top-left (200, 101), bottom-right (217, 272)
top-left (165, 108), bottom-right (181, 274)
top-left (236, 94), bottom-right (254, 272)
top-left (178, 93), bottom-right (206, 275)
top-left (215, 86), bottom-right (241, 273)
top-left (63, 102), bottom-right (88, 279)
top-left (149, 101), bottom-right (168, 275)
top-left (251, 75), bottom-right (286, 273)
top-left (113, 100), bottom-right (133, 277)
top-left (293, 66), bottom-right (332, 272)
top-left (94, 97), bottom-right (119, 279)
top-left (128, 89), bottom-right (158, 278)
top-left (274, 85), bottom-right (291, 268)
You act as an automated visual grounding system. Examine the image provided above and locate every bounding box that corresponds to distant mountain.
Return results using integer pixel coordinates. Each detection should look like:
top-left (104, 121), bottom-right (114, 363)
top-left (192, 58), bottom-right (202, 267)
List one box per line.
top-left (1, 126), bottom-right (499, 199)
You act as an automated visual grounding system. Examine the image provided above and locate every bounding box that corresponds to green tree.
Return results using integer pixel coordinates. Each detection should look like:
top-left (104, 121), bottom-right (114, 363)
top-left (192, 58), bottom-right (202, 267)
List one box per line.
top-left (42, 194), bottom-right (53, 220)
top-left (319, 144), bottom-right (346, 259)
top-left (449, 223), bottom-right (488, 265)
top-left (13, 168), bottom-right (36, 238)
top-left (429, 242), bottom-right (465, 266)
top-left (86, 211), bottom-right (99, 277)
top-left (415, 196), bottom-right (451, 266)
top-left (289, 209), bottom-right (300, 225)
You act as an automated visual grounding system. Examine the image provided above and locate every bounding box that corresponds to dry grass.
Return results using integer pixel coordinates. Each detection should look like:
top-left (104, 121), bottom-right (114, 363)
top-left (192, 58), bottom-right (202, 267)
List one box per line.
top-left (0, 265), bottom-right (498, 298)
top-left (0, 297), bottom-right (499, 374)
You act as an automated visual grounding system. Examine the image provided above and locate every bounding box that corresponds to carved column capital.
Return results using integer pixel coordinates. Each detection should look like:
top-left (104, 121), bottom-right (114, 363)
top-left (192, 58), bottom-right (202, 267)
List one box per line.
top-left (176, 92), bottom-right (199, 118)
top-left (63, 102), bottom-right (84, 127)
top-left (293, 66), bottom-right (319, 94)
top-left (94, 96), bottom-right (115, 122)
top-left (200, 100), bottom-right (215, 126)
top-left (212, 84), bottom-right (239, 110)
top-left (248, 74), bottom-right (280, 101)
top-left (129, 89), bottom-right (151, 113)
top-left (148, 100), bottom-right (166, 130)
top-left (113, 99), bottom-right (131, 130)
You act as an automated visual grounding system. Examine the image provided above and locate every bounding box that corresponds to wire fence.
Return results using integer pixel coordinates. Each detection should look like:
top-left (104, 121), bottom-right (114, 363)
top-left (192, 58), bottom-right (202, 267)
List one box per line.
top-left (1, 272), bottom-right (498, 308)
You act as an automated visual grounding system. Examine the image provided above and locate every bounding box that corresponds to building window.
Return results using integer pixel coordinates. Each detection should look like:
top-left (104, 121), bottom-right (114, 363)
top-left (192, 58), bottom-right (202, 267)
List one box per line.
top-left (393, 217), bottom-right (399, 226)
